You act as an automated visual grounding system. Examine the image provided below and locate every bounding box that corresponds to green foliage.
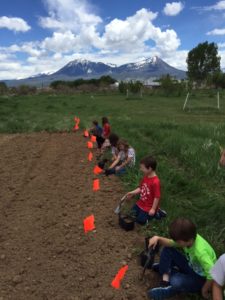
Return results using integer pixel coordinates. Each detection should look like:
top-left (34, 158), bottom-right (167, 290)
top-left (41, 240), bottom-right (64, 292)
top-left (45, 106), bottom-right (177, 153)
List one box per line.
top-left (159, 75), bottom-right (186, 96)
top-left (187, 41), bottom-right (221, 84)
top-left (50, 76), bottom-right (116, 90)
top-left (207, 72), bottom-right (225, 89)
top-left (0, 82), bottom-right (8, 95)
top-left (9, 85), bottom-right (37, 96)
top-left (118, 80), bottom-right (143, 95)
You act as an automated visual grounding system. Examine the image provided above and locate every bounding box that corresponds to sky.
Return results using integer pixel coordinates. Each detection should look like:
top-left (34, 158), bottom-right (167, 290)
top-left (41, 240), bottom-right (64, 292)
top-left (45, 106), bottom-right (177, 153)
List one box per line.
top-left (0, 0), bottom-right (225, 79)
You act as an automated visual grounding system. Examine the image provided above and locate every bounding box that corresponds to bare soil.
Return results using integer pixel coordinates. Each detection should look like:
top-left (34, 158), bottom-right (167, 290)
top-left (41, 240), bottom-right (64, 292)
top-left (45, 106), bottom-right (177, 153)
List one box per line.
top-left (0, 132), bottom-right (180, 300)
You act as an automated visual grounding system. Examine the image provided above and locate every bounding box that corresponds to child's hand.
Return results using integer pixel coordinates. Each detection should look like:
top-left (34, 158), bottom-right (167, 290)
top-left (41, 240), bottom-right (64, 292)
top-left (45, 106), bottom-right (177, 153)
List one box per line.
top-left (115, 166), bottom-right (121, 171)
top-left (149, 236), bottom-right (159, 249)
top-left (149, 208), bottom-right (156, 216)
top-left (125, 192), bottom-right (134, 199)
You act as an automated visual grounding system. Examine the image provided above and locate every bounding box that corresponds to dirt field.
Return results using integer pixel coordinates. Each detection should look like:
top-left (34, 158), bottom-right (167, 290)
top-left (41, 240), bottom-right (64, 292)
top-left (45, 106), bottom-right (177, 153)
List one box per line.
top-left (0, 132), bottom-right (175, 300)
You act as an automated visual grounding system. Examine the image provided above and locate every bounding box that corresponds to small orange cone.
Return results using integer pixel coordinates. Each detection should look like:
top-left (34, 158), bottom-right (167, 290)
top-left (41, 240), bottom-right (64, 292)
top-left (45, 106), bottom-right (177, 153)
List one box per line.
top-left (93, 179), bottom-right (100, 191)
top-left (90, 135), bottom-right (97, 142)
top-left (72, 124), bottom-right (79, 131)
top-left (87, 141), bottom-right (93, 149)
top-left (93, 165), bottom-right (103, 175)
top-left (83, 215), bottom-right (95, 233)
top-left (88, 152), bottom-right (93, 162)
top-left (111, 265), bottom-right (128, 289)
top-left (84, 130), bottom-right (89, 138)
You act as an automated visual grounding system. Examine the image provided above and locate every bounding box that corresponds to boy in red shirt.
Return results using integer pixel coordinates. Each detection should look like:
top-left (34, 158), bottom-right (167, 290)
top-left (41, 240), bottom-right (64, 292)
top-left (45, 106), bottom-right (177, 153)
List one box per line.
top-left (125, 156), bottom-right (163, 225)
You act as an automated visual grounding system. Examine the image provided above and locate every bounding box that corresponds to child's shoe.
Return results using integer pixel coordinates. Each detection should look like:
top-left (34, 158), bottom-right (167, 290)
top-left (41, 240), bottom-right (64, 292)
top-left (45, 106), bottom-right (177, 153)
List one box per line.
top-left (147, 285), bottom-right (176, 300)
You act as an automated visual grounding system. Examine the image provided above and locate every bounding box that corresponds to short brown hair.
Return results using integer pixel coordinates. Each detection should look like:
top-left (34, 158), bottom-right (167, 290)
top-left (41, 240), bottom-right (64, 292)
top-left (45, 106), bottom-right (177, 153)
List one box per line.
top-left (169, 218), bottom-right (197, 242)
top-left (102, 117), bottom-right (109, 125)
top-left (140, 156), bottom-right (157, 170)
top-left (93, 120), bottom-right (98, 126)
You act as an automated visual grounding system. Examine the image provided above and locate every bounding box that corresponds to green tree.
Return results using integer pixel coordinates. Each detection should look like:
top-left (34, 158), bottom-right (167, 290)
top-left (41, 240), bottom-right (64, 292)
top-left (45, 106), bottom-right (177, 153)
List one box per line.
top-left (118, 81), bottom-right (127, 94)
top-left (187, 41), bottom-right (221, 85)
top-left (159, 74), bottom-right (175, 96)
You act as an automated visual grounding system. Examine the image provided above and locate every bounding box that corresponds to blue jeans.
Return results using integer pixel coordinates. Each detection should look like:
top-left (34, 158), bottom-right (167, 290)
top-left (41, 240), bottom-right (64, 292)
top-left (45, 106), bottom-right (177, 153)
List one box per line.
top-left (131, 204), bottom-right (155, 225)
top-left (159, 247), bottom-right (206, 294)
top-left (105, 167), bottom-right (126, 176)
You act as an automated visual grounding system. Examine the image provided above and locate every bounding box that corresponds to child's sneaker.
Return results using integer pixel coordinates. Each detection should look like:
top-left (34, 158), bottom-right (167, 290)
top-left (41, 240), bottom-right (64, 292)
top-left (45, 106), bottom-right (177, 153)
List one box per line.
top-left (147, 286), bottom-right (176, 300)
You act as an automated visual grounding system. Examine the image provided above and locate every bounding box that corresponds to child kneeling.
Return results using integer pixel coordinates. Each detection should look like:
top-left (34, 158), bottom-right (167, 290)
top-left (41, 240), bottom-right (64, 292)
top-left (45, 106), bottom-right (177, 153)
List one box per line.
top-left (148, 218), bottom-right (217, 300)
top-left (125, 156), bottom-right (165, 225)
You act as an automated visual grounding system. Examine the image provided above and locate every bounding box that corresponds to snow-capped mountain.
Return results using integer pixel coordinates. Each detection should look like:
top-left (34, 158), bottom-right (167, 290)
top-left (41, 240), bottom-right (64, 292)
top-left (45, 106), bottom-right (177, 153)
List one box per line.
top-left (54, 59), bottom-right (113, 77)
top-left (4, 56), bottom-right (186, 87)
top-left (53, 56), bottom-right (185, 79)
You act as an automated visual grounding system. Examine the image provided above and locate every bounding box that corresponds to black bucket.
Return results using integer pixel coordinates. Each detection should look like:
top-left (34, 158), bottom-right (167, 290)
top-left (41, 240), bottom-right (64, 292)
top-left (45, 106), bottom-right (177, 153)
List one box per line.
top-left (119, 213), bottom-right (135, 231)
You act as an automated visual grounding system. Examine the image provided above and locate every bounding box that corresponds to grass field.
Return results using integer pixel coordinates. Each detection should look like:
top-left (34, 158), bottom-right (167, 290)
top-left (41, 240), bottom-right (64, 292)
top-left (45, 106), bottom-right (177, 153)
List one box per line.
top-left (0, 91), bottom-right (225, 257)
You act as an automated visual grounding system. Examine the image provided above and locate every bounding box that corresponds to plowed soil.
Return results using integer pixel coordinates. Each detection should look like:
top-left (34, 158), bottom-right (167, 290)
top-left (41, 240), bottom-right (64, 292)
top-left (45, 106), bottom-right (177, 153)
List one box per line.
top-left (0, 132), bottom-right (178, 300)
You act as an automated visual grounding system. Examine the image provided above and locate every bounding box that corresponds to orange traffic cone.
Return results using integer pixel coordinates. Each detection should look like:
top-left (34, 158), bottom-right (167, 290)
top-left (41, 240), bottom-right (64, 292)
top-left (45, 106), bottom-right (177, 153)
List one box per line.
top-left (93, 165), bottom-right (103, 175)
top-left (111, 265), bottom-right (128, 289)
top-left (83, 215), bottom-right (95, 233)
top-left (93, 179), bottom-right (100, 191)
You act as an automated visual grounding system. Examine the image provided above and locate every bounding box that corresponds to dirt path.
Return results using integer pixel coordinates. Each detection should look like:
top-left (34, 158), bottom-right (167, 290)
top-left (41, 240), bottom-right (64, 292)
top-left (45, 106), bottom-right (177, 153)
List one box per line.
top-left (0, 132), bottom-right (170, 300)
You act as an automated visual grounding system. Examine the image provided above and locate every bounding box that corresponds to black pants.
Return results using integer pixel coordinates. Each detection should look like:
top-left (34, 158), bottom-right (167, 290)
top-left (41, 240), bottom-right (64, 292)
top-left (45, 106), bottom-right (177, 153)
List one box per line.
top-left (96, 136), bottom-right (105, 149)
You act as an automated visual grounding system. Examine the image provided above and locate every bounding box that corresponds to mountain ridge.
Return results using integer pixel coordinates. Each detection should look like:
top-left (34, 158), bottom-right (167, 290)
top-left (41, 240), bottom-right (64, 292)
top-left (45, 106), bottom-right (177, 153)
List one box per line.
top-left (4, 56), bottom-right (186, 87)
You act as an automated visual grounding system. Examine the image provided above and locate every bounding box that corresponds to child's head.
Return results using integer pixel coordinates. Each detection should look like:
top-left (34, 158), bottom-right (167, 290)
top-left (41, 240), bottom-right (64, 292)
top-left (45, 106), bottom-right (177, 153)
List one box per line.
top-left (92, 120), bottom-right (98, 127)
top-left (169, 218), bottom-right (197, 247)
top-left (102, 117), bottom-right (109, 125)
top-left (140, 156), bottom-right (157, 175)
top-left (117, 139), bottom-right (129, 152)
top-left (109, 133), bottom-right (119, 147)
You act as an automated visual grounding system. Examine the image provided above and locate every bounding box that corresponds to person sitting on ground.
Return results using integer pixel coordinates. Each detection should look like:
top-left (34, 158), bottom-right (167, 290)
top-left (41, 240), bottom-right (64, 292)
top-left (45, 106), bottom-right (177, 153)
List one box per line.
top-left (89, 120), bottom-right (103, 150)
top-left (98, 133), bottom-right (119, 169)
top-left (211, 254), bottom-right (225, 300)
top-left (219, 148), bottom-right (225, 167)
top-left (105, 139), bottom-right (135, 175)
top-left (99, 117), bottom-right (111, 151)
top-left (124, 155), bottom-right (165, 225)
top-left (148, 218), bottom-right (217, 300)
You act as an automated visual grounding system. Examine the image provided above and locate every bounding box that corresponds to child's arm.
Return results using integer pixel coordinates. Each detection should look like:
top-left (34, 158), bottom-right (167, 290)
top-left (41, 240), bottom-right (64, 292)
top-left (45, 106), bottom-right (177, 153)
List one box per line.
top-left (149, 236), bottom-right (174, 249)
top-left (108, 156), bottom-right (120, 169)
top-left (202, 280), bottom-right (213, 299)
top-left (116, 157), bottom-right (132, 170)
top-left (149, 181), bottom-right (161, 215)
top-left (219, 149), bottom-right (225, 167)
top-left (149, 197), bottom-right (160, 216)
top-left (125, 187), bottom-right (141, 199)
top-left (212, 281), bottom-right (223, 300)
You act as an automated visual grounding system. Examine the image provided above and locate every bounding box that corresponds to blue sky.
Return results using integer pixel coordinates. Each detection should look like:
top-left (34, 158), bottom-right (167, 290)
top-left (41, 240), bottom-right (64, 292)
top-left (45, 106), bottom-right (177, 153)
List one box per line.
top-left (0, 0), bottom-right (225, 79)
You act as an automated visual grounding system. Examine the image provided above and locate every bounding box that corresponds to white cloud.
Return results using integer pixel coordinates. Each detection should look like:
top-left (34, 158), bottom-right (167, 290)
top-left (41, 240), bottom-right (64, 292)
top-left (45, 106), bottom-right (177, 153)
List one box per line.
top-left (0, 16), bottom-right (31, 32)
top-left (219, 50), bottom-right (225, 68)
top-left (207, 28), bottom-right (225, 35)
top-left (163, 2), bottom-right (184, 16)
top-left (218, 42), bottom-right (225, 48)
top-left (194, 1), bottom-right (225, 12)
top-left (206, 0), bottom-right (225, 11)
top-left (39, 0), bottom-right (102, 32)
top-left (102, 8), bottom-right (180, 53)
top-left (41, 31), bottom-right (80, 53)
